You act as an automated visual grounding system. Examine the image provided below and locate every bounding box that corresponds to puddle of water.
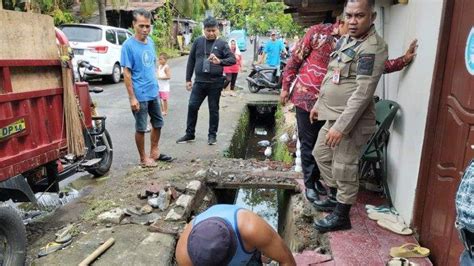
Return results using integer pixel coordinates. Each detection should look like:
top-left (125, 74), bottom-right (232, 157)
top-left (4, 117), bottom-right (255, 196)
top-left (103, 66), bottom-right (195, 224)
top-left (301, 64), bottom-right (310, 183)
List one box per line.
top-left (235, 188), bottom-right (278, 229)
top-left (244, 105), bottom-right (277, 160)
top-left (215, 188), bottom-right (290, 233)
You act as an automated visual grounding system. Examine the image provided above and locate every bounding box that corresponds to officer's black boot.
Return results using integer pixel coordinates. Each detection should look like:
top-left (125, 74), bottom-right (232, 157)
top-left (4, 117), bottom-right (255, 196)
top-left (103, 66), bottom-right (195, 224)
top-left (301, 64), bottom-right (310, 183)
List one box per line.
top-left (305, 188), bottom-right (320, 202)
top-left (314, 180), bottom-right (327, 196)
top-left (312, 187), bottom-right (337, 212)
top-left (314, 202), bottom-right (352, 233)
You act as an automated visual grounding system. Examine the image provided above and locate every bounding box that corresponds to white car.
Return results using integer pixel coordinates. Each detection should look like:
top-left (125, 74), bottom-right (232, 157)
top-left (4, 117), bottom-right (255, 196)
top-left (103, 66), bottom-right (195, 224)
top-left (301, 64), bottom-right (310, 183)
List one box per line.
top-left (60, 24), bottom-right (133, 83)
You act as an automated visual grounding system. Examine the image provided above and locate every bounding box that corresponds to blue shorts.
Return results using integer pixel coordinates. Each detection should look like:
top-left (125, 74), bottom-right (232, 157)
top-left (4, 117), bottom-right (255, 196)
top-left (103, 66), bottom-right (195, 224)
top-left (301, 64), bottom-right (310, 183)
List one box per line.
top-left (132, 98), bottom-right (164, 132)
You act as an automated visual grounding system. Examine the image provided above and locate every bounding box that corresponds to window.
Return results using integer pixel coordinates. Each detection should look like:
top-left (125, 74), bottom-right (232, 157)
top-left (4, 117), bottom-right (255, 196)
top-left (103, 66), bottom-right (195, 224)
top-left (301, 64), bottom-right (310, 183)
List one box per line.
top-left (60, 26), bottom-right (102, 42)
top-left (117, 31), bottom-right (128, 45)
top-left (106, 30), bottom-right (117, 44)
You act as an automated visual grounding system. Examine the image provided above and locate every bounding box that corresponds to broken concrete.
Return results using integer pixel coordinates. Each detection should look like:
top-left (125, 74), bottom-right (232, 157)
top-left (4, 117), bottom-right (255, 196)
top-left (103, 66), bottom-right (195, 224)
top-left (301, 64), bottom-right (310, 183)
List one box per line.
top-left (186, 180), bottom-right (202, 193)
top-left (97, 208), bottom-right (125, 224)
top-left (156, 189), bottom-right (171, 211)
top-left (34, 225), bottom-right (175, 265)
top-left (176, 195), bottom-right (193, 209)
top-left (165, 208), bottom-right (184, 221)
top-left (130, 213), bottom-right (161, 226)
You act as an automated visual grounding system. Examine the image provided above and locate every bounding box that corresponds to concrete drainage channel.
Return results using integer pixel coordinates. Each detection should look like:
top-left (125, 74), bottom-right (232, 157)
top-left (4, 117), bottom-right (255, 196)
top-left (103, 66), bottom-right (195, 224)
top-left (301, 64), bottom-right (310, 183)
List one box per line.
top-left (185, 102), bottom-right (331, 261)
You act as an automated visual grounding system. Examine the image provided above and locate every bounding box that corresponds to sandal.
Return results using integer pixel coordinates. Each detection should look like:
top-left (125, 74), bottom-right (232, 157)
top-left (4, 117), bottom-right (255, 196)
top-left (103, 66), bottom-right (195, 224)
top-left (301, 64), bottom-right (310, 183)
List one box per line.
top-left (390, 243), bottom-right (430, 258)
top-left (386, 257), bottom-right (419, 266)
top-left (38, 239), bottom-right (72, 257)
top-left (365, 204), bottom-right (396, 214)
top-left (368, 209), bottom-right (400, 223)
top-left (377, 218), bottom-right (413, 235)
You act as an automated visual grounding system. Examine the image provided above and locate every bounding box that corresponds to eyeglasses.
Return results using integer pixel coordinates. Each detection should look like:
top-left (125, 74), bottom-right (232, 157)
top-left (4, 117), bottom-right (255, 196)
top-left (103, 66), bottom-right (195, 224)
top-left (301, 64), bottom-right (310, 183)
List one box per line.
top-left (138, 25), bottom-right (151, 29)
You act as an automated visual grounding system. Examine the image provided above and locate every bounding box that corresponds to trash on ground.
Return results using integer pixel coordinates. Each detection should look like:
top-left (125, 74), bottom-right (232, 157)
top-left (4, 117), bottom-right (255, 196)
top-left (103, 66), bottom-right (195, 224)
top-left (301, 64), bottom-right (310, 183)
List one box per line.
top-left (258, 140), bottom-right (271, 147)
top-left (255, 128), bottom-right (268, 136)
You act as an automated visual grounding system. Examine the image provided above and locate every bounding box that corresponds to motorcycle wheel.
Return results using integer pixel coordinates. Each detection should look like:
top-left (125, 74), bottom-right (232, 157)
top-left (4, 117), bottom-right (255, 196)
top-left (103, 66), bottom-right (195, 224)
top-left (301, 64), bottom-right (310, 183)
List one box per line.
top-left (0, 206), bottom-right (26, 266)
top-left (248, 80), bottom-right (260, 93)
top-left (87, 129), bottom-right (113, 177)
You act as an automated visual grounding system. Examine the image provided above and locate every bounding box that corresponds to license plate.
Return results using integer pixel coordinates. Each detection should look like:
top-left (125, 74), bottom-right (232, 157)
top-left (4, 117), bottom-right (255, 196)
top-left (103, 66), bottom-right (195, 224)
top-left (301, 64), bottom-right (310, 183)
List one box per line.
top-left (73, 49), bottom-right (84, 55)
top-left (0, 118), bottom-right (26, 140)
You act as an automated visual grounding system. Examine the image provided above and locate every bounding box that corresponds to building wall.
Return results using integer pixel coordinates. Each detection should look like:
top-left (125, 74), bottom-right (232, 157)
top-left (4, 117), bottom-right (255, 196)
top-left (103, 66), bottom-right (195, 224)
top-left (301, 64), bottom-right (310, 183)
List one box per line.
top-left (374, 0), bottom-right (444, 223)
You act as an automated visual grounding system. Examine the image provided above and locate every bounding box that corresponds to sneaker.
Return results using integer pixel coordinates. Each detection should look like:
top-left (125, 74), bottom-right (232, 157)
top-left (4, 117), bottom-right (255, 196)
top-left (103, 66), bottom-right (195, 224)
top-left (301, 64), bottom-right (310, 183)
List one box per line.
top-left (176, 135), bottom-right (195, 144)
top-left (208, 136), bottom-right (217, 145)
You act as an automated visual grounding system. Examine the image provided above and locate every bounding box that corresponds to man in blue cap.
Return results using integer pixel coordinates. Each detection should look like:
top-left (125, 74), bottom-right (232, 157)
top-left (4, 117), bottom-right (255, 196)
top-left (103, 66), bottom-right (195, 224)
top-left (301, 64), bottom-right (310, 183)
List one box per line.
top-left (175, 204), bottom-right (296, 266)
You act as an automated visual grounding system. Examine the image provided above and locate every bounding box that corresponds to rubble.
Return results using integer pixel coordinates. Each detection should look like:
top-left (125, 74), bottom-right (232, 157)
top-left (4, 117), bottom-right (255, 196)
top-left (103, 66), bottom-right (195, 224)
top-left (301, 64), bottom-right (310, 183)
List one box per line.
top-left (176, 195), bottom-right (193, 209)
top-left (194, 169), bottom-right (207, 178)
top-left (130, 213), bottom-right (161, 226)
top-left (165, 208), bottom-right (184, 221)
top-left (140, 205), bottom-right (153, 214)
top-left (97, 208), bottom-right (125, 224)
top-left (186, 180), bottom-right (201, 193)
top-left (156, 189), bottom-right (171, 211)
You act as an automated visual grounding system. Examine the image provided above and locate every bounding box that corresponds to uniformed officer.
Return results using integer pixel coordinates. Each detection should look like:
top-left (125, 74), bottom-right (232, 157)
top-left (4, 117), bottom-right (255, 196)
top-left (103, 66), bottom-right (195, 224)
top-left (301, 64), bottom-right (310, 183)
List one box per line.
top-left (309, 0), bottom-right (388, 233)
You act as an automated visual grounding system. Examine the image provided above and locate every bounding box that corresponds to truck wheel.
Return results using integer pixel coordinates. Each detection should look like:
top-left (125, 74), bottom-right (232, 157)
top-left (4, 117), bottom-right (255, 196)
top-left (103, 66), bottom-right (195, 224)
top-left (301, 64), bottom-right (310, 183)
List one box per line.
top-left (0, 206), bottom-right (26, 266)
top-left (107, 63), bottom-right (121, 84)
top-left (248, 80), bottom-right (260, 93)
top-left (87, 129), bottom-right (113, 177)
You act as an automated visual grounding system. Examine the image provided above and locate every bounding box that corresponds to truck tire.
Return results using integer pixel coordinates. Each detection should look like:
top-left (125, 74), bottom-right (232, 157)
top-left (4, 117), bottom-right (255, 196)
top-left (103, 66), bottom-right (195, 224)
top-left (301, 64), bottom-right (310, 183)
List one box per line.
top-left (0, 206), bottom-right (26, 266)
top-left (87, 129), bottom-right (113, 177)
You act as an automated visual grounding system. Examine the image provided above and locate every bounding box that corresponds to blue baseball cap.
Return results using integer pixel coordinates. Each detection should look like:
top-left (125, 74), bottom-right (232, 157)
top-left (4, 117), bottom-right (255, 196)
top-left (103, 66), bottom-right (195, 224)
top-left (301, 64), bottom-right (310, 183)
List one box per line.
top-left (187, 217), bottom-right (237, 266)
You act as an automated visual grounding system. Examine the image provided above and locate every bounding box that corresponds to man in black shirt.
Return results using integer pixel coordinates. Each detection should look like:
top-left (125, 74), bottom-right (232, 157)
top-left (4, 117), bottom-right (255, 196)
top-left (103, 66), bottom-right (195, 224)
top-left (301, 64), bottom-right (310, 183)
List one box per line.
top-left (177, 17), bottom-right (236, 145)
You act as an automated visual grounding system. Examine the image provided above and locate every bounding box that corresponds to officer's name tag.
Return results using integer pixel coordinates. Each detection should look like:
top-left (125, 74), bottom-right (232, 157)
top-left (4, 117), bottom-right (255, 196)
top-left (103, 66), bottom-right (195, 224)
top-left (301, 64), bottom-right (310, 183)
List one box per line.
top-left (332, 68), bottom-right (341, 84)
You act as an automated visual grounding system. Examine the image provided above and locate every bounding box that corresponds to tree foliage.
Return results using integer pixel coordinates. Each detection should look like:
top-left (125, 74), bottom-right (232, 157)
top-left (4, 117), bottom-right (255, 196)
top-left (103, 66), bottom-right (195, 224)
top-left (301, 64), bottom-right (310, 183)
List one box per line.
top-left (211, 0), bottom-right (302, 37)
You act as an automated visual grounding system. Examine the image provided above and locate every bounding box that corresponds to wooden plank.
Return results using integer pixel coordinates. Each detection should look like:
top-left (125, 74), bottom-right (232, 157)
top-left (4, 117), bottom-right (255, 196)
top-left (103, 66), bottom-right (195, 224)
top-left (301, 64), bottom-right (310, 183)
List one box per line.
top-left (0, 60), bottom-right (61, 67)
top-left (10, 66), bottom-right (62, 93)
top-left (0, 10), bottom-right (57, 60)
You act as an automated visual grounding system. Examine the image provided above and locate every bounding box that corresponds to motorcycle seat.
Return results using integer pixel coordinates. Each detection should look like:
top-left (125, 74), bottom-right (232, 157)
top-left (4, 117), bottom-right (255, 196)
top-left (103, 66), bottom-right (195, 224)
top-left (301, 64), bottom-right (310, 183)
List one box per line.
top-left (255, 65), bottom-right (278, 71)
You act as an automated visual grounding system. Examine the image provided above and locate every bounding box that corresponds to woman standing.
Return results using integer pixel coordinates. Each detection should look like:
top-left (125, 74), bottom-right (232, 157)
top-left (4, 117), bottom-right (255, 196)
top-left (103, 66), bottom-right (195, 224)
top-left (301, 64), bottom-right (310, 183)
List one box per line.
top-left (222, 39), bottom-right (241, 97)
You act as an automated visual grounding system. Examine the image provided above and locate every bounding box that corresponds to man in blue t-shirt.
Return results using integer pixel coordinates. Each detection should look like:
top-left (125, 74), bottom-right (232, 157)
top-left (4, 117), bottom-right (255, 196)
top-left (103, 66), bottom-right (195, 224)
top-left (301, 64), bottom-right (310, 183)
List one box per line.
top-left (121, 8), bottom-right (173, 168)
top-left (260, 31), bottom-right (287, 68)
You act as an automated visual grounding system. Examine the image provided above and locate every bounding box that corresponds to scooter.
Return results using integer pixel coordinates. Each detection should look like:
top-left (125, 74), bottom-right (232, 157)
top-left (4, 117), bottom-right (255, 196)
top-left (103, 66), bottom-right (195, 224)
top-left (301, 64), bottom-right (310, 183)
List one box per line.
top-left (246, 59), bottom-right (287, 93)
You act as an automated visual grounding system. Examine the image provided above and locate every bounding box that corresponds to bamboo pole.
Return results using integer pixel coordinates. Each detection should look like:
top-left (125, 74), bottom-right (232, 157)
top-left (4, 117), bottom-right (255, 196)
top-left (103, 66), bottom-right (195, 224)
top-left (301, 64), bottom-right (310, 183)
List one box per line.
top-left (78, 238), bottom-right (115, 266)
top-left (60, 45), bottom-right (85, 156)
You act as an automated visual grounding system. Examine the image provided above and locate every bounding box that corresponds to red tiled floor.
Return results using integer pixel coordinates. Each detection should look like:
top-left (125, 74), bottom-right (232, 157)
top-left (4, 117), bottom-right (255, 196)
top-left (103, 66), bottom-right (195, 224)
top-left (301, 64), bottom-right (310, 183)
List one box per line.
top-left (326, 190), bottom-right (432, 266)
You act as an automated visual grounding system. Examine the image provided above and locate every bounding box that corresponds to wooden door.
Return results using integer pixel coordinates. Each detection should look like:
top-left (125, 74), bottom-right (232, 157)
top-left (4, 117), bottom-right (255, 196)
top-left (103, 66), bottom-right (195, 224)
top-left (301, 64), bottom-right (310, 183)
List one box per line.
top-left (417, 0), bottom-right (474, 265)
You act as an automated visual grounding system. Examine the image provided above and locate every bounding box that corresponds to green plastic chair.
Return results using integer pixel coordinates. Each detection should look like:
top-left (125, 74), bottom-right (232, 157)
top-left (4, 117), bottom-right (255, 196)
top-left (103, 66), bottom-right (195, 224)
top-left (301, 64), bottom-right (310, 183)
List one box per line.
top-left (360, 100), bottom-right (400, 206)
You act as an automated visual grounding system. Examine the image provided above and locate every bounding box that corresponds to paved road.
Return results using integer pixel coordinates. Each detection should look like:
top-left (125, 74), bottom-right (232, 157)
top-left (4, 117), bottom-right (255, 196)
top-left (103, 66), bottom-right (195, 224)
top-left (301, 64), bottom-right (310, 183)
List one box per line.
top-left (87, 39), bottom-right (277, 177)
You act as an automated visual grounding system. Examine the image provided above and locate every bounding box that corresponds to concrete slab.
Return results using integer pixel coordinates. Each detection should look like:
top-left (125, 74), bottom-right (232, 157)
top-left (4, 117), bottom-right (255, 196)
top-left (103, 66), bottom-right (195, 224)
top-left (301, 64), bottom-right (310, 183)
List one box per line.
top-left (35, 224), bottom-right (175, 266)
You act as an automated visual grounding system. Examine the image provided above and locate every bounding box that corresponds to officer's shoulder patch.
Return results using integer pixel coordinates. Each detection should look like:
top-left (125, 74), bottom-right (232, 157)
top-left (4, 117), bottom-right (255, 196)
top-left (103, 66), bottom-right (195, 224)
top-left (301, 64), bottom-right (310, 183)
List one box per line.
top-left (357, 54), bottom-right (375, 76)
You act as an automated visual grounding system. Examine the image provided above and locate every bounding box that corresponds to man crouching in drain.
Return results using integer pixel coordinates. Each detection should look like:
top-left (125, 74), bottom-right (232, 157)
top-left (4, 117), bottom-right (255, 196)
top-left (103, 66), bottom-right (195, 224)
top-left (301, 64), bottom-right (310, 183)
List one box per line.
top-left (175, 204), bottom-right (296, 266)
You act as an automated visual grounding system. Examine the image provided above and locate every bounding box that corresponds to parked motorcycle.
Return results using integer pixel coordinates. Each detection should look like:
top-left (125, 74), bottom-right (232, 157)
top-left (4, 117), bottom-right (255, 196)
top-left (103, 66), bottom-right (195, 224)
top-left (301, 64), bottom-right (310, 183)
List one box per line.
top-left (246, 59), bottom-right (287, 93)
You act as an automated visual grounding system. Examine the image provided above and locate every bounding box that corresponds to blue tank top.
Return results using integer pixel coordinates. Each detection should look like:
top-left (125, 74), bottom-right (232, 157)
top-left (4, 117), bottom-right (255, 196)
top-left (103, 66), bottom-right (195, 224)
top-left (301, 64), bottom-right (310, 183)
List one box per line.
top-left (193, 204), bottom-right (256, 265)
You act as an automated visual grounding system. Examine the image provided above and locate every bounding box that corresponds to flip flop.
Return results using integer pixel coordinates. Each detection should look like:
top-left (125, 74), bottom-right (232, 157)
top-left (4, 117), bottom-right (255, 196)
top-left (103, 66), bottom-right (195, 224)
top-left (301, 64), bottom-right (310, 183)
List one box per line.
top-left (365, 204), bottom-right (395, 214)
top-left (386, 257), bottom-right (419, 266)
top-left (156, 154), bottom-right (174, 162)
top-left (368, 210), bottom-right (400, 223)
top-left (390, 243), bottom-right (430, 258)
top-left (55, 224), bottom-right (74, 243)
top-left (377, 218), bottom-right (413, 235)
top-left (38, 239), bottom-right (72, 257)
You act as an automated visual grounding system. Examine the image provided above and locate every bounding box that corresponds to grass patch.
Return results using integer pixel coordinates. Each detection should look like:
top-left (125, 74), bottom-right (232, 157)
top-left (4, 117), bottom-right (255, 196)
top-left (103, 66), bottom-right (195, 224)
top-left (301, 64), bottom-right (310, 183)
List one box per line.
top-left (82, 199), bottom-right (118, 221)
top-left (273, 105), bottom-right (294, 164)
top-left (226, 106), bottom-right (250, 158)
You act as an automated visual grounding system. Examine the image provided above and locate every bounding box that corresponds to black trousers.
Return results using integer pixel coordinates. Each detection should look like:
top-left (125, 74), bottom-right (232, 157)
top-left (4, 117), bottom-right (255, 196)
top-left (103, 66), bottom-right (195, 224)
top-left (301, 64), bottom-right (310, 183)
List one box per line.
top-left (296, 107), bottom-right (325, 189)
top-left (186, 81), bottom-right (223, 138)
top-left (223, 73), bottom-right (238, 90)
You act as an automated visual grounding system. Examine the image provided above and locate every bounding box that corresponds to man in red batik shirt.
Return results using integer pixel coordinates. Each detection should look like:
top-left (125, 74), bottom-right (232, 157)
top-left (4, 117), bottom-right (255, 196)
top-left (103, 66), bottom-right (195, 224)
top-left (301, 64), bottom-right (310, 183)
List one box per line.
top-left (281, 19), bottom-right (417, 203)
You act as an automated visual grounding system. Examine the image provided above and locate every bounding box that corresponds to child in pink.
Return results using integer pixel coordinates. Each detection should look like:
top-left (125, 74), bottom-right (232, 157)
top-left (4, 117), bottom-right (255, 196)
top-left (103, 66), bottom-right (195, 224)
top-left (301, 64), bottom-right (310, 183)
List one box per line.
top-left (157, 53), bottom-right (171, 115)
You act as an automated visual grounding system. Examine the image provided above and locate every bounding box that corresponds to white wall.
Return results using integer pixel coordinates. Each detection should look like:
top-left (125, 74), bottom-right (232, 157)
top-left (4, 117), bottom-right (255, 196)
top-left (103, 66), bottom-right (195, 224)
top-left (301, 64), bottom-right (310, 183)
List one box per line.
top-left (375, 0), bottom-right (444, 224)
